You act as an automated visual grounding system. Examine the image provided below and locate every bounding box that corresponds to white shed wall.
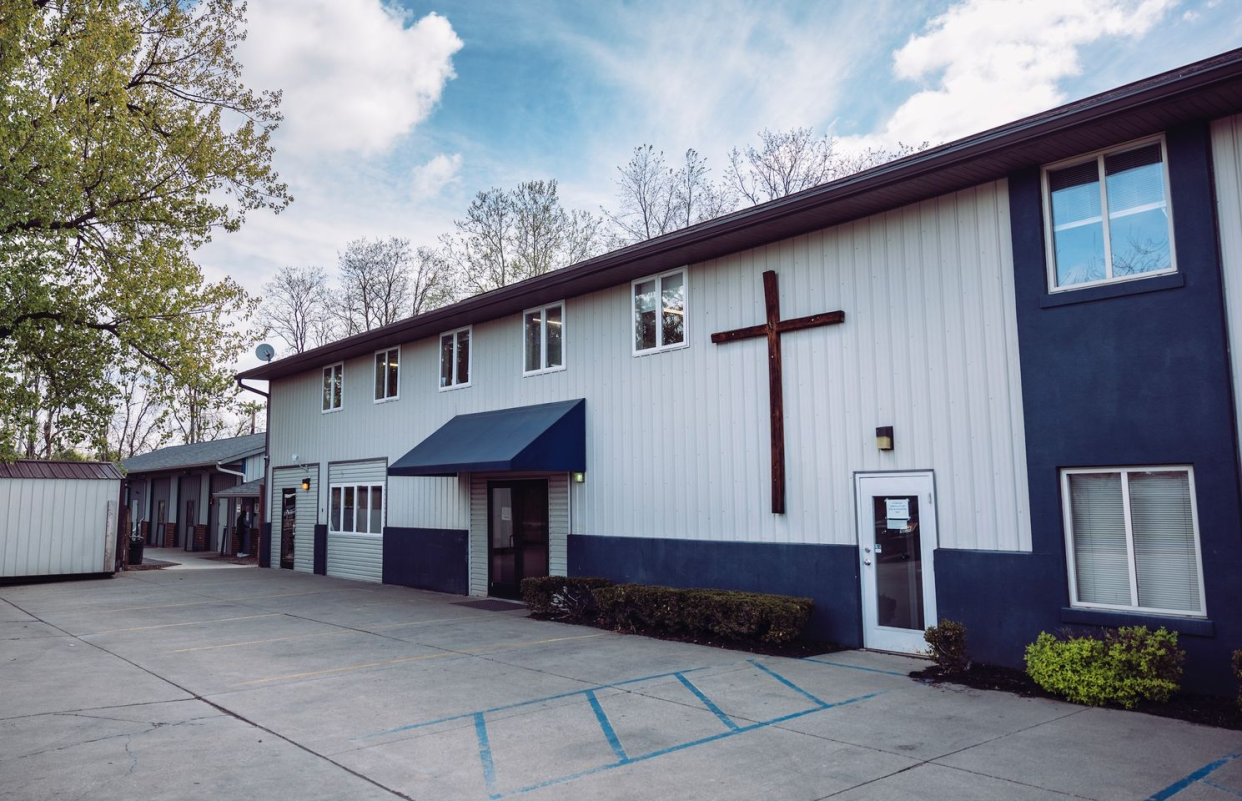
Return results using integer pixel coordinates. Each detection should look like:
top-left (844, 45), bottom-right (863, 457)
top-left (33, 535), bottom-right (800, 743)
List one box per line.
top-left (0, 478), bottom-right (118, 577)
top-left (268, 179), bottom-right (1030, 553)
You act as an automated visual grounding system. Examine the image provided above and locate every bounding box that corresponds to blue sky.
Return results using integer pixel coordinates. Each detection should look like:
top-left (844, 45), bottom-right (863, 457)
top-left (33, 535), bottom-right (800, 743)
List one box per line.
top-left (198, 0), bottom-right (1242, 331)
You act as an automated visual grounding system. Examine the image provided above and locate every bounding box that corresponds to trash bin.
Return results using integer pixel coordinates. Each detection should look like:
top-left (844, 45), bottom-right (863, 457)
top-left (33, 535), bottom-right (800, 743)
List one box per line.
top-left (128, 536), bottom-right (145, 566)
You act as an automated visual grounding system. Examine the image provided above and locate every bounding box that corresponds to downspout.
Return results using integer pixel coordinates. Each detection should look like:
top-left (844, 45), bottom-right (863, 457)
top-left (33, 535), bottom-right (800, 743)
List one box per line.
top-left (238, 377), bottom-right (271, 565)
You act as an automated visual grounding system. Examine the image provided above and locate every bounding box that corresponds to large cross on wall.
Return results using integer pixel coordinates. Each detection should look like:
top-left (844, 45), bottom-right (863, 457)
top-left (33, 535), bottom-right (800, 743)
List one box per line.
top-left (711, 270), bottom-right (845, 514)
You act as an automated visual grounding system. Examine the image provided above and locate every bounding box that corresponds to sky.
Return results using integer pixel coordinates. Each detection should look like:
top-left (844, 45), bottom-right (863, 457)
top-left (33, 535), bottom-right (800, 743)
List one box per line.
top-left (197, 0), bottom-right (1242, 367)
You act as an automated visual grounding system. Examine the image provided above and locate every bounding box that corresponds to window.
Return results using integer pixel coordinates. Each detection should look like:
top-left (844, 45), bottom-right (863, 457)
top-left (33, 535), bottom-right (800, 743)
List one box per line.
top-left (1043, 138), bottom-right (1175, 291)
top-left (439, 326), bottom-right (471, 389)
top-left (523, 302), bottom-right (565, 375)
top-left (374, 347), bottom-right (399, 402)
top-left (322, 362), bottom-right (343, 412)
top-left (329, 484), bottom-right (384, 535)
top-left (1062, 466), bottom-right (1205, 617)
top-left (632, 269), bottom-right (687, 354)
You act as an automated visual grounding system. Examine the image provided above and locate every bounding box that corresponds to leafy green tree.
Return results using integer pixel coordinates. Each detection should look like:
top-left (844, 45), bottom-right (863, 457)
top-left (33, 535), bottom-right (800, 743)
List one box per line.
top-left (0, 0), bottom-right (288, 459)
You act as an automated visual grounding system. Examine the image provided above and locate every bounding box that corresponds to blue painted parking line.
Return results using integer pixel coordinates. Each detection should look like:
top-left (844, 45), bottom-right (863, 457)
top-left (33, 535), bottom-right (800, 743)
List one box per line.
top-left (802, 656), bottom-right (909, 677)
top-left (675, 672), bottom-right (739, 730)
top-left (586, 690), bottom-right (629, 763)
top-left (1145, 752), bottom-right (1242, 800)
top-left (473, 713), bottom-right (500, 800)
top-left (749, 659), bottom-right (827, 706)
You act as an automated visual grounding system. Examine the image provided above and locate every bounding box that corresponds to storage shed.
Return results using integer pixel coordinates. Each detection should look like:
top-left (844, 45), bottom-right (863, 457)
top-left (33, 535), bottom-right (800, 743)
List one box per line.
top-left (0, 461), bottom-right (123, 579)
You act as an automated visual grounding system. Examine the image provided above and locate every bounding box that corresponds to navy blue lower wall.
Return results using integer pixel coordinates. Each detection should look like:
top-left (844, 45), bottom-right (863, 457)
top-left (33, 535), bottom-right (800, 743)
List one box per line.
top-left (568, 534), bottom-right (860, 644)
top-left (313, 524), bottom-right (327, 575)
top-left (259, 523), bottom-right (272, 568)
top-left (383, 527), bottom-right (469, 595)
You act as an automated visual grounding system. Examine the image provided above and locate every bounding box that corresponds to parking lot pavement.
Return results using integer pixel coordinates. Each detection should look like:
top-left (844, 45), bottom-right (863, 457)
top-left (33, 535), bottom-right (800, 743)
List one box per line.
top-left (2, 569), bottom-right (1240, 801)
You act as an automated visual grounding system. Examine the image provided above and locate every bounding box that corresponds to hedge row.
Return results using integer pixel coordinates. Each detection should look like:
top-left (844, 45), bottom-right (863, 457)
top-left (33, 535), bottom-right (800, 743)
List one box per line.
top-left (520, 577), bottom-right (813, 644)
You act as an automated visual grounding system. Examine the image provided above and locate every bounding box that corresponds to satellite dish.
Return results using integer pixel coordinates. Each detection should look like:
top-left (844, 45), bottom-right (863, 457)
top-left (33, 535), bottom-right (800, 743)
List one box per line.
top-left (255, 343), bottom-right (276, 362)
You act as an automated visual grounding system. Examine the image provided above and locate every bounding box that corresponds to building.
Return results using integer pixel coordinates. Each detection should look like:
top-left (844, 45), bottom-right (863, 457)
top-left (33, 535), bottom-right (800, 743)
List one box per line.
top-left (122, 434), bottom-right (266, 553)
top-left (239, 50), bottom-right (1242, 693)
top-left (0, 461), bottom-right (123, 579)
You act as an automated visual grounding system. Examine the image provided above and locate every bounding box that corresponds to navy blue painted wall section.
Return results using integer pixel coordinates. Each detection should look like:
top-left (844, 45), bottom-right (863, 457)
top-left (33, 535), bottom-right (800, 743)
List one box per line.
top-left (259, 522), bottom-right (271, 568)
top-left (967, 119), bottom-right (1242, 693)
top-left (568, 535), bottom-right (861, 644)
top-left (383, 527), bottom-right (469, 595)
top-left (313, 524), bottom-right (327, 576)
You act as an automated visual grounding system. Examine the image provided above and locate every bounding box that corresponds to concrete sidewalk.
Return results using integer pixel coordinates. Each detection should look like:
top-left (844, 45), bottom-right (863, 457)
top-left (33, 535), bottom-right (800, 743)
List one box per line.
top-left (1, 568), bottom-right (1238, 800)
top-left (140, 546), bottom-right (257, 570)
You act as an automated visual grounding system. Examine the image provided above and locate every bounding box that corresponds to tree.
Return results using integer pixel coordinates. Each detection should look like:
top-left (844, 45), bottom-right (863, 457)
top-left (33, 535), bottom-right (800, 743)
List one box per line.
top-left (605, 146), bottom-right (733, 245)
top-left (444, 180), bottom-right (608, 296)
top-left (335, 238), bottom-right (417, 335)
top-left (726, 127), bottom-right (923, 205)
top-left (262, 265), bottom-right (333, 355)
top-left (410, 247), bottom-right (456, 315)
top-left (0, 0), bottom-right (288, 458)
top-left (101, 363), bottom-right (172, 462)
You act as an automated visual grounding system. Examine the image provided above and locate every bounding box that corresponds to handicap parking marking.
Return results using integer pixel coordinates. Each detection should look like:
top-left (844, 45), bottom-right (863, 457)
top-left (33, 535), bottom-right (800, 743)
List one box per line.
top-left (358, 659), bottom-right (886, 800)
top-left (1145, 752), bottom-right (1242, 800)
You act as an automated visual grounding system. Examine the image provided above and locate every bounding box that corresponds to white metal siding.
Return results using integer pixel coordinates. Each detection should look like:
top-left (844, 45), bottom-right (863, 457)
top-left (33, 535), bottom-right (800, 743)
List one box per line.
top-left (0, 478), bottom-right (118, 577)
top-left (468, 473), bottom-right (568, 596)
top-left (268, 179), bottom-right (1030, 553)
top-left (1212, 115), bottom-right (1242, 462)
top-left (325, 460), bottom-right (386, 582)
top-left (270, 467), bottom-right (318, 573)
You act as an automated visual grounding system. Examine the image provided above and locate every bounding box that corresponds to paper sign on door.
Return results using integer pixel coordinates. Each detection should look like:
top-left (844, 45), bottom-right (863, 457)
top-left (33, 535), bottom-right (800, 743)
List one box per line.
top-left (501, 507), bottom-right (512, 521)
top-left (885, 498), bottom-right (910, 520)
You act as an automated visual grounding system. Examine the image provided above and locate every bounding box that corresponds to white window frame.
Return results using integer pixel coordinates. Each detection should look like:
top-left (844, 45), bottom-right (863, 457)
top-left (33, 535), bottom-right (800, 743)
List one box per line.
top-left (631, 267), bottom-right (689, 356)
top-left (328, 482), bottom-right (385, 537)
top-left (438, 325), bottom-right (472, 391)
top-left (522, 301), bottom-right (567, 376)
top-left (1042, 135), bottom-right (1178, 294)
top-left (1061, 465), bottom-right (1207, 618)
top-left (321, 362), bottom-right (343, 413)
top-left (373, 346), bottom-right (400, 403)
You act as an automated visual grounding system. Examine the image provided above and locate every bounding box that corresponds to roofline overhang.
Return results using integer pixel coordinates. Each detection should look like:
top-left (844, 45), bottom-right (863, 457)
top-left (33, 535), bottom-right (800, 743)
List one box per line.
top-left (239, 47), bottom-right (1242, 383)
top-left (122, 448), bottom-right (266, 477)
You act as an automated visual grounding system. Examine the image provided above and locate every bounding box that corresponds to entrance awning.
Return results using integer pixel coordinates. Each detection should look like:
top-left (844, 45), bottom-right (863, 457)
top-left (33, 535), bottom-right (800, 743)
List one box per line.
top-left (389, 399), bottom-right (585, 477)
top-left (212, 478), bottom-right (263, 499)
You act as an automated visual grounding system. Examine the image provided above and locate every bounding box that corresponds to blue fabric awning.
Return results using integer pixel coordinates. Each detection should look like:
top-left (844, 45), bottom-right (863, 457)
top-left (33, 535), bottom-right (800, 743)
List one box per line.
top-left (389, 399), bottom-right (585, 477)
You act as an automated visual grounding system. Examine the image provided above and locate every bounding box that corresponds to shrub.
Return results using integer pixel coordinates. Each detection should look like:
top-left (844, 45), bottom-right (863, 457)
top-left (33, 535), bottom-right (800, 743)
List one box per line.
top-left (1024, 626), bottom-right (1184, 709)
top-left (520, 577), bottom-right (614, 622)
top-left (1232, 649), bottom-right (1242, 710)
top-left (924, 619), bottom-right (970, 673)
top-left (593, 584), bottom-right (813, 644)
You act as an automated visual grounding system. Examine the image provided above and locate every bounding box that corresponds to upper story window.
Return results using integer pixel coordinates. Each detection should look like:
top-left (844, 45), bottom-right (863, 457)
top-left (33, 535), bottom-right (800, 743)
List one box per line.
top-left (322, 362), bottom-right (343, 412)
top-left (1044, 138), bottom-right (1176, 292)
top-left (1061, 466), bottom-right (1205, 617)
top-left (439, 326), bottom-right (471, 389)
top-left (633, 268), bottom-right (687, 354)
top-left (524, 302), bottom-right (565, 375)
top-left (374, 347), bottom-right (399, 402)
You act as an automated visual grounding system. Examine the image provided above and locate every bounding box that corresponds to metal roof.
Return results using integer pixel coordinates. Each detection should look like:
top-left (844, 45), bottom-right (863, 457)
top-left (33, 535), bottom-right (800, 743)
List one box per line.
top-left (122, 433), bottom-right (266, 475)
top-left (239, 47), bottom-right (1242, 383)
top-left (0, 461), bottom-right (123, 481)
top-left (212, 478), bottom-right (263, 498)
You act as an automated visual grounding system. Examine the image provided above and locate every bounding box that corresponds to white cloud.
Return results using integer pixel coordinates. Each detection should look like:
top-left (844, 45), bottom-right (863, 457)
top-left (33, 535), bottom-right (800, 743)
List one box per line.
top-left (411, 152), bottom-right (463, 198)
top-left (846, 0), bottom-right (1175, 150)
top-left (239, 0), bottom-right (462, 156)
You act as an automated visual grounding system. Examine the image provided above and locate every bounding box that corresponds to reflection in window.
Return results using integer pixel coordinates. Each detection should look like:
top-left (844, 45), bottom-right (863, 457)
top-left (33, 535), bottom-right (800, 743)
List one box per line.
top-left (633, 270), bottom-right (687, 353)
top-left (322, 363), bottom-right (343, 411)
top-left (440, 327), bottom-right (471, 388)
top-left (374, 347), bottom-right (399, 401)
top-left (523, 303), bottom-right (565, 374)
top-left (329, 483), bottom-right (385, 535)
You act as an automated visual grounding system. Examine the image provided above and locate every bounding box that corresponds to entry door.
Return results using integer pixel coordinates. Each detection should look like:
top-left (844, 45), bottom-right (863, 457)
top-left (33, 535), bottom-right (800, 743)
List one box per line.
top-left (280, 489), bottom-right (297, 569)
top-left (488, 480), bottom-right (550, 599)
top-left (856, 472), bottom-right (938, 653)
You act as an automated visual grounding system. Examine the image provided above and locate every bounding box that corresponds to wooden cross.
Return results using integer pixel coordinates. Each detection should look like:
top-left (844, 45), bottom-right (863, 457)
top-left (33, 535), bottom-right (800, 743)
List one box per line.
top-left (711, 270), bottom-right (845, 514)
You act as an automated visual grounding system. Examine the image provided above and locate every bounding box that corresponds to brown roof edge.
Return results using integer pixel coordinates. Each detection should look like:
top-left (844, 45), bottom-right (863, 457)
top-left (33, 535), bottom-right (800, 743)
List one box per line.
top-left (239, 47), bottom-right (1242, 383)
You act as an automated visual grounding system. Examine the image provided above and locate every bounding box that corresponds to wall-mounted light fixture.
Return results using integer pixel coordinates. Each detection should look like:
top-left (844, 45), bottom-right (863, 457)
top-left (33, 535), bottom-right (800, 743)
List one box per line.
top-left (301, 477), bottom-right (311, 491)
top-left (875, 426), bottom-right (894, 451)
top-left (572, 471), bottom-right (586, 484)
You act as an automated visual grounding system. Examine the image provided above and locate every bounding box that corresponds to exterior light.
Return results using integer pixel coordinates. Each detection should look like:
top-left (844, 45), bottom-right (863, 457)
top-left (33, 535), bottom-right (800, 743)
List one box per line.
top-left (572, 471), bottom-right (586, 484)
top-left (875, 426), bottom-right (894, 451)
top-left (301, 477), bottom-right (311, 491)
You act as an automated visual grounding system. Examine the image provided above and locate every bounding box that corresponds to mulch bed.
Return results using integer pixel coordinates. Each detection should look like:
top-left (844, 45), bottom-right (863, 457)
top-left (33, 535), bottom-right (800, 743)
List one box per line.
top-left (912, 663), bottom-right (1242, 730)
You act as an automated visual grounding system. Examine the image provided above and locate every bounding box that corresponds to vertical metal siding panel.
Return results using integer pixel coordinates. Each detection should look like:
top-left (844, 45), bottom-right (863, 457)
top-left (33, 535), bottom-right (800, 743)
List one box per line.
top-left (548, 473), bottom-right (568, 575)
top-left (1212, 115), bottom-right (1242, 468)
top-left (271, 467), bottom-right (317, 573)
top-left (325, 460), bottom-right (385, 582)
top-left (469, 475), bottom-right (487, 596)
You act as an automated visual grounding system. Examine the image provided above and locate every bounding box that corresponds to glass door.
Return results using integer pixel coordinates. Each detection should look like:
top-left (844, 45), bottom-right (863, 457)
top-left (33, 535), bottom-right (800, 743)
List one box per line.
top-left (488, 480), bottom-right (550, 598)
top-left (280, 489), bottom-right (296, 569)
top-left (856, 472), bottom-right (938, 653)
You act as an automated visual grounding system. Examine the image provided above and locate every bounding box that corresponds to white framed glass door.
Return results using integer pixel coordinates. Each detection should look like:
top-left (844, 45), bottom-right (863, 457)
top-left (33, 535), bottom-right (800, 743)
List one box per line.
top-left (856, 472), bottom-right (938, 653)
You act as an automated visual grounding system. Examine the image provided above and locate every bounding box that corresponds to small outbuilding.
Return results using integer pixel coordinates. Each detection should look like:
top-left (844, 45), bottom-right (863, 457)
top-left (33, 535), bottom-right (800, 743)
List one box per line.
top-left (0, 460), bottom-right (124, 579)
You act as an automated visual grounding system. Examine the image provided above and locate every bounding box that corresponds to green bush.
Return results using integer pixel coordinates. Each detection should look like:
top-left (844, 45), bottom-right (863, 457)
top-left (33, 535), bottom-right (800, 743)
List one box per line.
top-left (924, 619), bottom-right (970, 673)
top-left (1232, 649), bottom-right (1242, 710)
top-left (593, 584), bottom-right (813, 644)
top-left (520, 577), bottom-right (614, 621)
top-left (1024, 626), bottom-right (1184, 709)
